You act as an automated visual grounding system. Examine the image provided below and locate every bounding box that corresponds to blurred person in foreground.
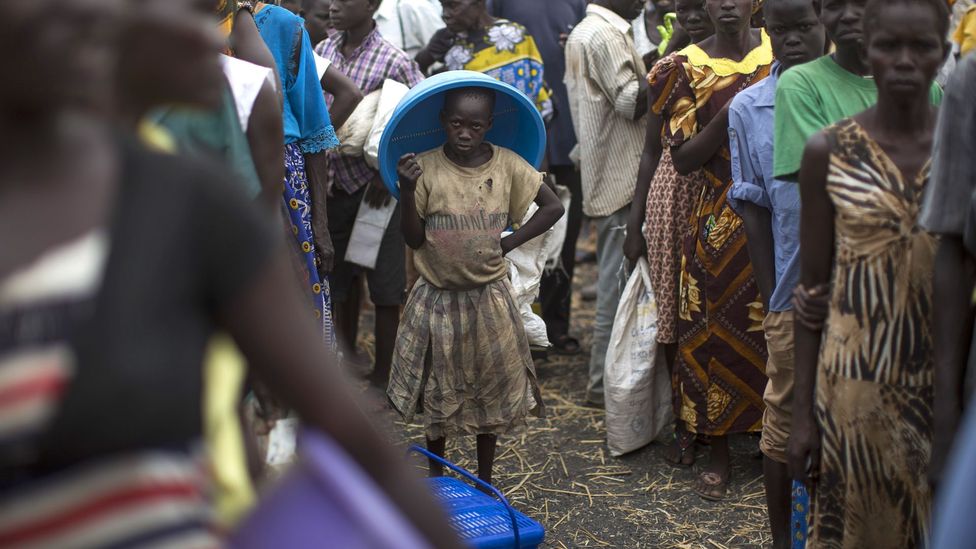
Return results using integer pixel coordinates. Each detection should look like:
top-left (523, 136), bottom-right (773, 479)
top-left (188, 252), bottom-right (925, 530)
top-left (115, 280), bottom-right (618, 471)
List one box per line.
top-left (0, 0), bottom-right (461, 546)
top-left (725, 0), bottom-right (825, 544)
top-left (789, 0), bottom-right (949, 545)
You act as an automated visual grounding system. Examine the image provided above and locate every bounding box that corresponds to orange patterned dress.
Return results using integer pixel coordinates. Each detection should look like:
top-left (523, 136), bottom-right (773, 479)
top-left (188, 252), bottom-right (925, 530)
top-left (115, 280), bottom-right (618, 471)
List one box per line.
top-left (650, 33), bottom-right (771, 436)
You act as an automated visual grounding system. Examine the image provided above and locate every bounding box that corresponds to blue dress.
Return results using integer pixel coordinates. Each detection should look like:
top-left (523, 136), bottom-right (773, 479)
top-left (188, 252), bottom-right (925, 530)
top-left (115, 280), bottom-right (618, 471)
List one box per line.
top-left (255, 4), bottom-right (340, 347)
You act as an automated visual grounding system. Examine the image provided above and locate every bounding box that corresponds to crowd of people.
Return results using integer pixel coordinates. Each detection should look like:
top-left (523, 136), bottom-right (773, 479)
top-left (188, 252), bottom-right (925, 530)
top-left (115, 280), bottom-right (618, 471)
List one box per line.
top-left (3, 0), bottom-right (976, 547)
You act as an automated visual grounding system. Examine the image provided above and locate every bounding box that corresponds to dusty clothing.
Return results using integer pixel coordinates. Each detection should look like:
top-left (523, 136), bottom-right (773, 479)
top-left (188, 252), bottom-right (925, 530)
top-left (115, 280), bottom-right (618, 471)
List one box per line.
top-left (388, 144), bottom-right (544, 438)
top-left (651, 36), bottom-right (772, 436)
top-left (811, 119), bottom-right (935, 548)
top-left (759, 311), bottom-right (794, 464)
top-left (388, 278), bottom-right (544, 438)
top-left (411, 145), bottom-right (543, 290)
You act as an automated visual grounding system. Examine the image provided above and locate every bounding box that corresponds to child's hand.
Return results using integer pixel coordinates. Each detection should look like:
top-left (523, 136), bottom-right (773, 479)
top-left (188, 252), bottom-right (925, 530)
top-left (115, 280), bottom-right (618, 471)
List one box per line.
top-left (500, 235), bottom-right (514, 256)
top-left (397, 153), bottom-right (423, 194)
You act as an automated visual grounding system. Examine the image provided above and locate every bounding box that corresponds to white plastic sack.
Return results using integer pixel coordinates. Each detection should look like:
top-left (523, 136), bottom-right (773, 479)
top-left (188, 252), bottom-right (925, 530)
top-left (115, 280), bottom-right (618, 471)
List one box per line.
top-left (335, 90), bottom-right (379, 157)
top-left (604, 258), bottom-right (673, 456)
top-left (544, 182), bottom-right (572, 272)
top-left (504, 201), bottom-right (564, 348)
top-left (364, 79), bottom-right (410, 169)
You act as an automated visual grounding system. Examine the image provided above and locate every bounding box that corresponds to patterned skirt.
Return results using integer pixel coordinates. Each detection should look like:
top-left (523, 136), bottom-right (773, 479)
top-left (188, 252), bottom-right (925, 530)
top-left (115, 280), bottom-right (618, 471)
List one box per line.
top-left (643, 149), bottom-right (702, 344)
top-left (811, 369), bottom-right (932, 548)
top-left (387, 278), bottom-right (544, 439)
top-left (673, 178), bottom-right (768, 436)
top-left (283, 144), bottom-right (335, 349)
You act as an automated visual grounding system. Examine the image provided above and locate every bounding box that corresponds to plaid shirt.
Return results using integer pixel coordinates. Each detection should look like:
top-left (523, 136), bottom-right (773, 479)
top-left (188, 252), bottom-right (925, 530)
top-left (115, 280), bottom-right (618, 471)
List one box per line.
top-left (316, 27), bottom-right (424, 195)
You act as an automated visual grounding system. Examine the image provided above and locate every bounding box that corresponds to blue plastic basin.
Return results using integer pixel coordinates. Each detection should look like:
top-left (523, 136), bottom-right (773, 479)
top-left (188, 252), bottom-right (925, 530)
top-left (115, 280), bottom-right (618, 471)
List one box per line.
top-left (378, 70), bottom-right (546, 199)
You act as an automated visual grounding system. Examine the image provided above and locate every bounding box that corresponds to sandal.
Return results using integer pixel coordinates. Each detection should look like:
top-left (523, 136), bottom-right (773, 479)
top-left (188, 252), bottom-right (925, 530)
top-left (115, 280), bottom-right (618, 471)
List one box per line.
top-left (695, 471), bottom-right (730, 501)
top-left (551, 335), bottom-right (582, 356)
top-left (663, 430), bottom-right (696, 468)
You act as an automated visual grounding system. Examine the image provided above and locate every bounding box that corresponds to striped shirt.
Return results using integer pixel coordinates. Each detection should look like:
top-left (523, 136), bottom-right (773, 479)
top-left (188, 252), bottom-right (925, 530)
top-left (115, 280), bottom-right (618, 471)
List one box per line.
top-left (564, 4), bottom-right (646, 217)
top-left (0, 233), bottom-right (219, 548)
top-left (316, 27), bottom-right (424, 195)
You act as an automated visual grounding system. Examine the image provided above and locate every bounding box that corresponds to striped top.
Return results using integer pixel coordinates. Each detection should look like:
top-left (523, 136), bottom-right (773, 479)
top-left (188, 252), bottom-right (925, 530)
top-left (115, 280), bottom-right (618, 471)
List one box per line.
top-left (0, 233), bottom-right (219, 548)
top-left (563, 4), bottom-right (645, 217)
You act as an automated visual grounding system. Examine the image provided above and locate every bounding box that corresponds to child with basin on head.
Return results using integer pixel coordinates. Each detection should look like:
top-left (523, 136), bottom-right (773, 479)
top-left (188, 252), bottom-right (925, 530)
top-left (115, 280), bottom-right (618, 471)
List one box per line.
top-left (387, 86), bottom-right (564, 485)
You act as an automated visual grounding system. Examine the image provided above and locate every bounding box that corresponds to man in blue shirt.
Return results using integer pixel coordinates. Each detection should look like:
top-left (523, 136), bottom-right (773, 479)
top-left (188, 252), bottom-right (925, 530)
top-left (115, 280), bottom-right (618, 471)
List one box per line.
top-left (726, 0), bottom-right (825, 547)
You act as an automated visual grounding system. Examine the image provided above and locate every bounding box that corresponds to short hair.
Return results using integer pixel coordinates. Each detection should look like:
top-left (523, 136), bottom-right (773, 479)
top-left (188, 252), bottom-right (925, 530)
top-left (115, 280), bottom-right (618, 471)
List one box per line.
top-left (443, 87), bottom-right (497, 113)
top-left (762, 0), bottom-right (822, 16)
top-left (863, 0), bottom-right (950, 39)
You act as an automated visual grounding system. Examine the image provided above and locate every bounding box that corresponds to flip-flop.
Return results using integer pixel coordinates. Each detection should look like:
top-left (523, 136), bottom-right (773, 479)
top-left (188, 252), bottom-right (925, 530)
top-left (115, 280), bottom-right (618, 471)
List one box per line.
top-left (551, 335), bottom-right (582, 356)
top-left (695, 471), bottom-right (730, 501)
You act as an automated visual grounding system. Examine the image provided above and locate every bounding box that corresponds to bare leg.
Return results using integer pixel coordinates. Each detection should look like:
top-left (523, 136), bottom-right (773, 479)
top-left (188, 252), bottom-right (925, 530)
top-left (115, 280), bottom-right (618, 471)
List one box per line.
top-left (369, 304), bottom-right (400, 389)
top-left (764, 456), bottom-right (791, 549)
top-left (476, 434), bottom-right (498, 486)
top-left (335, 276), bottom-right (362, 364)
top-left (426, 437), bottom-right (446, 477)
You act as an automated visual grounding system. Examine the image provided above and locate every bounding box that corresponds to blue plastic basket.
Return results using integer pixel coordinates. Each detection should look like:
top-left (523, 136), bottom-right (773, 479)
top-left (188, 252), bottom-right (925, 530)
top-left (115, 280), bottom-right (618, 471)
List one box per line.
top-left (409, 446), bottom-right (545, 549)
top-left (377, 70), bottom-right (546, 200)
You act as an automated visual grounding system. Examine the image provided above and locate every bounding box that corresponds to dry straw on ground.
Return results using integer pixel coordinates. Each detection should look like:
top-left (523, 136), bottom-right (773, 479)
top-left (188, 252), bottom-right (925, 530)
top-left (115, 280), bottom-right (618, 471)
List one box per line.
top-left (361, 251), bottom-right (771, 547)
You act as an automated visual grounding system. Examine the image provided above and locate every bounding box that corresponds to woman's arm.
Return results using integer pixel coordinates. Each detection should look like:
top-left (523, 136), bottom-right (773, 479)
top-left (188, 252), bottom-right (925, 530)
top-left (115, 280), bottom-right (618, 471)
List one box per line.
top-left (623, 97), bottom-right (665, 263)
top-left (219, 255), bottom-right (462, 549)
top-left (787, 131), bottom-right (834, 484)
top-left (500, 183), bottom-right (564, 255)
top-left (320, 65), bottom-right (363, 130)
top-left (246, 80), bottom-right (285, 210)
top-left (670, 101), bottom-right (731, 175)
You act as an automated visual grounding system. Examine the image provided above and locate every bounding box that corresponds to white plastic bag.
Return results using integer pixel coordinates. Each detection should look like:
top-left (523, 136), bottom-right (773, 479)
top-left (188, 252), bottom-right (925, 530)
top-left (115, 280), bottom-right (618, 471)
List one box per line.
top-left (364, 79), bottom-right (410, 169)
top-left (604, 258), bottom-right (673, 456)
top-left (504, 201), bottom-right (564, 348)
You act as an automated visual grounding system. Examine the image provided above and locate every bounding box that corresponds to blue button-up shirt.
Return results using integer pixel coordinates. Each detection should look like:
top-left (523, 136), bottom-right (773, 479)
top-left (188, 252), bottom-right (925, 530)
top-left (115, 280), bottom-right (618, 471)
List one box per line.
top-left (727, 63), bottom-right (800, 312)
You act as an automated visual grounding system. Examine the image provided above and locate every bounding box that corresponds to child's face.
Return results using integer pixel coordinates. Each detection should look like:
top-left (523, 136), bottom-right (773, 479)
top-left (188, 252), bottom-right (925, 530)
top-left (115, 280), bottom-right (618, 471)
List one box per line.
top-left (440, 95), bottom-right (493, 156)
top-left (819, 0), bottom-right (867, 49)
top-left (329, 0), bottom-right (376, 32)
top-left (765, 0), bottom-right (825, 70)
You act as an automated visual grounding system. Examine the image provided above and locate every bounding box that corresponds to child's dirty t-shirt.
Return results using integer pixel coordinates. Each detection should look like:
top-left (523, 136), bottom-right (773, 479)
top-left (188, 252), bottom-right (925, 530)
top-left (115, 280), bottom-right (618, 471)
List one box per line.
top-left (413, 144), bottom-right (543, 290)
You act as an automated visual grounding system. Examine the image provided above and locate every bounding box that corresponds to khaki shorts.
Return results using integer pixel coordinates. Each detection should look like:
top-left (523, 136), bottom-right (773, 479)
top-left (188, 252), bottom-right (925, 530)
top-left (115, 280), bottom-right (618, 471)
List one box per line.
top-left (761, 311), bottom-right (795, 463)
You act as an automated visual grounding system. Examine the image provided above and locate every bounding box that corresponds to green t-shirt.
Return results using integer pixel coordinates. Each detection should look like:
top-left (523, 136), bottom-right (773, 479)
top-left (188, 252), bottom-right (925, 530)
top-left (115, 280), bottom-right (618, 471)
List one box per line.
top-left (773, 55), bottom-right (943, 179)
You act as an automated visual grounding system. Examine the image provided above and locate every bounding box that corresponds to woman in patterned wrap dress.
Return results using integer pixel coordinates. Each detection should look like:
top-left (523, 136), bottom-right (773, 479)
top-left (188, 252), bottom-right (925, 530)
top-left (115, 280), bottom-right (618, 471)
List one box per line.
top-left (648, 0), bottom-right (771, 500)
top-left (789, 1), bottom-right (950, 545)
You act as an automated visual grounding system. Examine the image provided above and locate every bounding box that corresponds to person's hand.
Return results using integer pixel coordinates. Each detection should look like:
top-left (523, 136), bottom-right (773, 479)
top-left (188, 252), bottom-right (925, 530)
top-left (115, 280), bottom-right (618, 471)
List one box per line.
top-left (793, 283), bottom-right (831, 330)
top-left (397, 153), bottom-right (422, 194)
top-left (424, 27), bottom-right (455, 62)
top-left (623, 222), bottom-right (647, 264)
top-left (364, 175), bottom-right (392, 208)
top-left (787, 412), bottom-right (821, 489)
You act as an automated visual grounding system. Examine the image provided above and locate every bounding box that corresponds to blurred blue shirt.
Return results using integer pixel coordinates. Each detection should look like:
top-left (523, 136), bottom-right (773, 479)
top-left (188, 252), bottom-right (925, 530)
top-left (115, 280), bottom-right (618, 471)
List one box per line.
top-left (727, 63), bottom-right (800, 313)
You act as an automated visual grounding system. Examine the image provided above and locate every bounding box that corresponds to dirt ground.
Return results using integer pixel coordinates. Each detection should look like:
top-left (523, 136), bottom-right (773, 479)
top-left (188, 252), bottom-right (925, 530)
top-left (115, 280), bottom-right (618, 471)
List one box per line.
top-left (356, 255), bottom-right (771, 548)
